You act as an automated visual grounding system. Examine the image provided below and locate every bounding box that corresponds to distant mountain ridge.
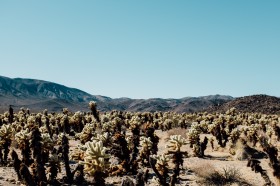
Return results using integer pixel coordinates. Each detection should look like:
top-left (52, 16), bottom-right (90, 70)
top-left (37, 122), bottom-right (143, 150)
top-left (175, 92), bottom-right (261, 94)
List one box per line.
top-left (0, 76), bottom-right (95, 101)
top-left (0, 75), bottom-right (234, 113)
top-left (206, 94), bottom-right (280, 114)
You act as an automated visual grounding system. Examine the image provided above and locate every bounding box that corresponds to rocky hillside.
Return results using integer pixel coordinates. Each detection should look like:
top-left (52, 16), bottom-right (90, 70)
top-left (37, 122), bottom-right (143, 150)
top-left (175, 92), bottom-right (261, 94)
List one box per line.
top-left (103, 95), bottom-right (233, 113)
top-left (206, 94), bottom-right (280, 114)
top-left (0, 76), bottom-right (233, 113)
top-left (0, 76), bottom-right (110, 112)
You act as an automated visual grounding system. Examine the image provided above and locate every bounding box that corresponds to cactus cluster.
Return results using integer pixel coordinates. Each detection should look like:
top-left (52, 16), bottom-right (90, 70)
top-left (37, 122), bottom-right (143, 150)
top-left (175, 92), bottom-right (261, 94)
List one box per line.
top-left (0, 104), bottom-right (280, 185)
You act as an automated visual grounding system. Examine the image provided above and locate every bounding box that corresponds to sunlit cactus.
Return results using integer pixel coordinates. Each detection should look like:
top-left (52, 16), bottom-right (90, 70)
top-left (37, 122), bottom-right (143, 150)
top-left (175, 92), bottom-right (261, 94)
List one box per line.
top-left (27, 116), bottom-right (36, 128)
top-left (140, 136), bottom-right (153, 151)
top-left (188, 125), bottom-right (201, 148)
top-left (139, 136), bottom-right (153, 165)
top-left (166, 135), bottom-right (187, 152)
top-left (229, 128), bottom-right (241, 144)
top-left (246, 124), bottom-right (261, 146)
top-left (41, 133), bottom-right (54, 151)
top-left (129, 115), bottom-right (142, 130)
top-left (76, 123), bottom-right (96, 144)
top-left (0, 124), bottom-right (14, 164)
top-left (162, 119), bottom-right (173, 130)
top-left (3, 102), bottom-right (280, 185)
top-left (0, 124), bottom-right (14, 139)
top-left (80, 140), bottom-right (110, 186)
top-left (101, 121), bottom-right (114, 132)
top-left (82, 141), bottom-right (110, 174)
top-left (15, 128), bottom-right (32, 166)
top-left (166, 135), bottom-right (188, 185)
top-left (91, 132), bottom-right (109, 145)
top-left (15, 128), bottom-right (31, 147)
top-left (151, 153), bottom-right (171, 182)
top-left (151, 176), bottom-right (161, 186)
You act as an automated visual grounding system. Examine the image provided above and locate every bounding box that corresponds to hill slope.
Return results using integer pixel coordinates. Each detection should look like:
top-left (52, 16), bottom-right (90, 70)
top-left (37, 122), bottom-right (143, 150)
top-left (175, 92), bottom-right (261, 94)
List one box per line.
top-left (0, 75), bottom-right (233, 113)
top-left (206, 94), bottom-right (280, 114)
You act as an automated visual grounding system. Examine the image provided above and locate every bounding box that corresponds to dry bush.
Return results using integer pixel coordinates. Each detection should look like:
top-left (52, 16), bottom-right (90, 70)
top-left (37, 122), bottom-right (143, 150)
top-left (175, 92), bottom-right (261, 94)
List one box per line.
top-left (192, 162), bottom-right (215, 178)
top-left (193, 164), bottom-right (248, 186)
top-left (167, 127), bottom-right (187, 139)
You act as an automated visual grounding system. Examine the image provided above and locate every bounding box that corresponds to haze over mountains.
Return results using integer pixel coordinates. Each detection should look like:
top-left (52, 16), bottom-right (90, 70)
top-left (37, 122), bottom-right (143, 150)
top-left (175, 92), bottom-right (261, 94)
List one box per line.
top-left (1, 75), bottom-right (280, 114)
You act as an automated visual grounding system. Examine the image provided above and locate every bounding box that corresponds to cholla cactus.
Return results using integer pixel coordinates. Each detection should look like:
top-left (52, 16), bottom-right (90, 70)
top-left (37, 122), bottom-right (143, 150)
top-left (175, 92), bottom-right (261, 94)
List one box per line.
top-left (101, 121), bottom-right (114, 132)
top-left (70, 144), bottom-right (86, 161)
top-left (188, 127), bottom-right (200, 148)
top-left (140, 136), bottom-right (153, 151)
top-left (129, 115), bottom-right (142, 130)
top-left (62, 108), bottom-right (69, 115)
top-left (91, 132), bottom-right (109, 145)
top-left (0, 124), bottom-right (14, 164)
top-left (162, 119), bottom-right (173, 130)
top-left (47, 151), bottom-right (61, 183)
top-left (199, 120), bottom-right (210, 132)
top-left (41, 133), bottom-right (54, 151)
top-left (247, 124), bottom-right (261, 146)
top-left (49, 151), bottom-right (60, 167)
top-left (80, 140), bottom-right (110, 185)
top-left (70, 111), bottom-right (84, 133)
top-left (151, 176), bottom-right (161, 186)
top-left (208, 122), bottom-right (218, 134)
top-left (89, 101), bottom-right (100, 123)
top-left (76, 123), bottom-right (96, 144)
top-left (266, 124), bottom-right (274, 138)
top-left (166, 135), bottom-right (188, 185)
top-left (15, 128), bottom-right (32, 165)
top-left (57, 133), bottom-right (65, 145)
top-left (230, 128), bottom-right (241, 144)
top-left (89, 101), bottom-right (97, 112)
top-left (149, 154), bottom-right (171, 186)
top-left (166, 135), bottom-right (187, 152)
top-left (82, 141), bottom-right (110, 175)
top-left (27, 116), bottom-right (36, 128)
top-left (15, 129), bottom-right (31, 147)
top-left (154, 153), bottom-right (170, 165)
top-left (152, 154), bottom-right (171, 175)
top-left (39, 125), bottom-right (48, 134)
top-left (0, 124), bottom-right (14, 140)
top-left (139, 136), bottom-right (153, 165)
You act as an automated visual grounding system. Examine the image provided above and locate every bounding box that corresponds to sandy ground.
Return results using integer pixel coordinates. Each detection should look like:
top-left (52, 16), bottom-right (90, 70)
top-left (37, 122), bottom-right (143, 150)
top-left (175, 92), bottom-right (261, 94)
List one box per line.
top-left (0, 129), bottom-right (278, 186)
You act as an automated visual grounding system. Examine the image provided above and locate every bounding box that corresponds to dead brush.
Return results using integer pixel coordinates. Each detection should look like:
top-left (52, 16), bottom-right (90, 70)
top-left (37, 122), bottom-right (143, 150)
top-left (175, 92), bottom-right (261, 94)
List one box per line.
top-left (193, 164), bottom-right (247, 186)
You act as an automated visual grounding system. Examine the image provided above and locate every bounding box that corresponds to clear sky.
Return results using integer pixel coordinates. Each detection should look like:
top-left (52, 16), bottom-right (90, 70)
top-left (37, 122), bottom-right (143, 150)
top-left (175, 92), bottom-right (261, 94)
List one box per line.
top-left (0, 1), bottom-right (279, 99)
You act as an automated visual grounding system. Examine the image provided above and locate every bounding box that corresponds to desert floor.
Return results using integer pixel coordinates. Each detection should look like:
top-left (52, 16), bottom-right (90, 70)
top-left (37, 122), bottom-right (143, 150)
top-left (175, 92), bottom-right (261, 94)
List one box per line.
top-left (0, 128), bottom-right (277, 186)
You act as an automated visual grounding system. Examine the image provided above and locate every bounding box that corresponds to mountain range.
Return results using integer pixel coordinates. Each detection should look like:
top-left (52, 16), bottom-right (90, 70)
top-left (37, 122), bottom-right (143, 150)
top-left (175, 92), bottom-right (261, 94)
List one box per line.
top-left (1, 75), bottom-right (280, 114)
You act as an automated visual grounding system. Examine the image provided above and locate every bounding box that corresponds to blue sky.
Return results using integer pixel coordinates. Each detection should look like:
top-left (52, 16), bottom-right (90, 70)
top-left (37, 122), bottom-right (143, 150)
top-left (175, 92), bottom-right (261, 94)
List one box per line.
top-left (0, 1), bottom-right (279, 99)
